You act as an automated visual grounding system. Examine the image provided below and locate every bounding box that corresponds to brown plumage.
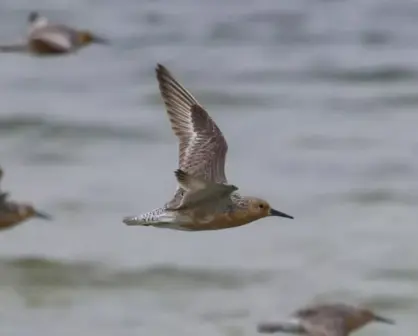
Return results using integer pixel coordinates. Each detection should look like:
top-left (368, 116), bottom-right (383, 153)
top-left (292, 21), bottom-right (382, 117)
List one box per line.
top-left (0, 11), bottom-right (109, 56)
top-left (122, 64), bottom-right (293, 230)
top-left (257, 303), bottom-right (395, 336)
top-left (0, 167), bottom-right (51, 230)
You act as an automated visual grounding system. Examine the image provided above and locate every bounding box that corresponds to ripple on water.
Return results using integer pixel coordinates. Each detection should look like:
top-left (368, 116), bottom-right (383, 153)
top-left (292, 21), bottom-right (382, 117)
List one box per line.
top-left (144, 89), bottom-right (275, 109)
top-left (0, 257), bottom-right (274, 290)
top-left (362, 161), bottom-right (415, 180)
top-left (0, 115), bottom-right (159, 142)
top-left (376, 93), bottom-right (418, 108)
top-left (368, 267), bottom-right (418, 284)
top-left (339, 188), bottom-right (418, 206)
top-left (312, 66), bottom-right (418, 84)
top-left (292, 134), bottom-right (376, 151)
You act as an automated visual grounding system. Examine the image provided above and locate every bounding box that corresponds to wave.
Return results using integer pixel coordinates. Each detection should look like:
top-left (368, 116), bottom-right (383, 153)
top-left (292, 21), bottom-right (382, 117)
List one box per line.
top-left (0, 257), bottom-right (274, 290)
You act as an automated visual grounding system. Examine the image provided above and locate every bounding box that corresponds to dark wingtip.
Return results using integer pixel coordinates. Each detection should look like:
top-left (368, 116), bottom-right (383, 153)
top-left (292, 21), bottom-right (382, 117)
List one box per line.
top-left (0, 192), bottom-right (10, 203)
top-left (28, 11), bottom-right (39, 23)
top-left (174, 168), bottom-right (185, 176)
top-left (156, 63), bottom-right (178, 84)
top-left (156, 63), bottom-right (165, 71)
top-left (155, 63), bottom-right (173, 87)
top-left (174, 169), bottom-right (188, 181)
top-left (155, 63), bottom-right (167, 76)
top-left (155, 63), bottom-right (171, 93)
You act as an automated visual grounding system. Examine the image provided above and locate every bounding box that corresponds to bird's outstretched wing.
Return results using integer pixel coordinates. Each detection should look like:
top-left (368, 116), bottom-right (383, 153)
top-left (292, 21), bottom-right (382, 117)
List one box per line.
top-left (156, 64), bottom-right (228, 184)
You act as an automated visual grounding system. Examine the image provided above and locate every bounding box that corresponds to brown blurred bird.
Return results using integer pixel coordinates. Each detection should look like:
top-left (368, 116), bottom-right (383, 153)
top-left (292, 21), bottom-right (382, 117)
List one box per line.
top-left (0, 11), bottom-right (109, 56)
top-left (257, 302), bottom-right (395, 336)
top-left (0, 167), bottom-right (51, 230)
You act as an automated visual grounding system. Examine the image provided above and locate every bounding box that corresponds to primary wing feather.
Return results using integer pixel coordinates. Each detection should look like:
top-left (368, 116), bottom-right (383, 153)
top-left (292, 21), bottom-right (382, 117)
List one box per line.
top-left (295, 305), bottom-right (348, 336)
top-left (29, 25), bottom-right (74, 51)
top-left (156, 64), bottom-right (228, 183)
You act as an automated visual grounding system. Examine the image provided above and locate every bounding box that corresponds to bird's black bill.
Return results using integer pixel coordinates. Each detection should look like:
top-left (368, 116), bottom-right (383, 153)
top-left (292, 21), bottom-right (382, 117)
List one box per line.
top-left (270, 208), bottom-right (294, 219)
top-left (34, 210), bottom-right (52, 220)
top-left (373, 314), bottom-right (395, 325)
top-left (92, 35), bottom-right (110, 45)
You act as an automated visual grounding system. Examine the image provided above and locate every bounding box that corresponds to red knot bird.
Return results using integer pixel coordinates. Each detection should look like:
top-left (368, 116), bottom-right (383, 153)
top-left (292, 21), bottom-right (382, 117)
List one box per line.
top-left (0, 11), bottom-right (109, 56)
top-left (0, 167), bottom-right (51, 230)
top-left (257, 302), bottom-right (395, 336)
top-left (123, 64), bottom-right (293, 231)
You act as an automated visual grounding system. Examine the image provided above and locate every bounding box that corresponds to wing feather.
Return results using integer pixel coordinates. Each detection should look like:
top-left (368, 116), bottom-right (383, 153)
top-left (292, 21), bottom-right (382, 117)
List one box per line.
top-left (156, 64), bottom-right (228, 183)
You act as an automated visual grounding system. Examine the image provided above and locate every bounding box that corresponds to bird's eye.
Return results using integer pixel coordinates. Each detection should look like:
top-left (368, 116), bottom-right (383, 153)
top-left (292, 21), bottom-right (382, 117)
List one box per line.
top-left (259, 204), bottom-right (264, 209)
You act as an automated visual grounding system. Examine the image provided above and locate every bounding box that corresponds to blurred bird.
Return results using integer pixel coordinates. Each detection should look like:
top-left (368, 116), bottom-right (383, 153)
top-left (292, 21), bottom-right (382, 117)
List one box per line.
top-left (0, 167), bottom-right (51, 231)
top-left (0, 11), bottom-right (109, 56)
top-left (123, 64), bottom-right (293, 231)
top-left (257, 302), bottom-right (395, 336)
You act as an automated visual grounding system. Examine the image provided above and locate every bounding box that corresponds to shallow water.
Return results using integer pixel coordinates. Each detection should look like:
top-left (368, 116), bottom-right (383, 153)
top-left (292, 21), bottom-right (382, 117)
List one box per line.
top-left (0, 0), bottom-right (416, 334)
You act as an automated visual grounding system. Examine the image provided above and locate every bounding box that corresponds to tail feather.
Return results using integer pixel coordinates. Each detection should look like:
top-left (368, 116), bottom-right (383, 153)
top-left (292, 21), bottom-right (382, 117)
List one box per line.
top-left (0, 44), bottom-right (28, 53)
top-left (123, 216), bottom-right (152, 226)
top-left (257, 321), bottom-right (304, 334)
top-left (123, 207), bottom-right (173, 227)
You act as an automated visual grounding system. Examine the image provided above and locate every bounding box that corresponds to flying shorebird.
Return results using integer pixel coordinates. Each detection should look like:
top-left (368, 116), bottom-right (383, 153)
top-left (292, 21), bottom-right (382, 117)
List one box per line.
top-left (122, 64), bottom-right (293, 231)
top-left (257, 302), bottom-right (395, 336)
top-left (0, 167), bottom-right (51, 231)
top-left (0, 11), bottom-right (109, 56)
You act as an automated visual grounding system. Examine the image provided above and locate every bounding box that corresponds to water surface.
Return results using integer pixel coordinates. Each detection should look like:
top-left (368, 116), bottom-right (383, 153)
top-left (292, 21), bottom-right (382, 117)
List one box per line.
top-left (0, 0), bottom-right (416, 334)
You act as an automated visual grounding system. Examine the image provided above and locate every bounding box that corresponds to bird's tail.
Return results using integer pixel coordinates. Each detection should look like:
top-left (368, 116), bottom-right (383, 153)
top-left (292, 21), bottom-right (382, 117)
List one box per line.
top-left (0, 44), bottom-right (28, 53)
top-left (257, 321), bottom-right (304, 334)
top-left (123, 208), bottom-right (174, 227)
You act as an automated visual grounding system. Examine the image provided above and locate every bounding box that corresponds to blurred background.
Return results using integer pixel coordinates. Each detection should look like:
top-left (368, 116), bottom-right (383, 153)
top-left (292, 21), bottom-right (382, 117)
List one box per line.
top-left (0, 0), bottom-right (416, 334)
